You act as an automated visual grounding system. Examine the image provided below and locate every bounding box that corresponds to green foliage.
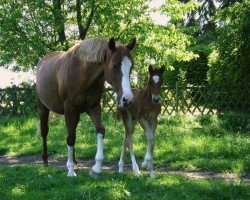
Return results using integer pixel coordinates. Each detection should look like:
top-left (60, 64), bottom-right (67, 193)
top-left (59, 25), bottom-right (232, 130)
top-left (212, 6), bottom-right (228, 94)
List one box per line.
top-left (0, 0), bottom-right (199, 76)
top-left (208, 0), bottom-right (250, 84)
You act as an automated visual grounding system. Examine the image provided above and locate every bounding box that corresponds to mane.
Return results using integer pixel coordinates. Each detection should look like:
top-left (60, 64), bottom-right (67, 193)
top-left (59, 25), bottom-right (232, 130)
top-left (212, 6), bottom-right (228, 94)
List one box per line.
top-left (69, 38), bottom-right (123, 63)
top-left (68, 38), bottom-right (109, 63)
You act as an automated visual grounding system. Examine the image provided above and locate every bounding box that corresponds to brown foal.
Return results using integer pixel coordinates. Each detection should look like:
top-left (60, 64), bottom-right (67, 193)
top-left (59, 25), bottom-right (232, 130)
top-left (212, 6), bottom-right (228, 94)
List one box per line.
top-left (117, 65), bottom-right (165, 179)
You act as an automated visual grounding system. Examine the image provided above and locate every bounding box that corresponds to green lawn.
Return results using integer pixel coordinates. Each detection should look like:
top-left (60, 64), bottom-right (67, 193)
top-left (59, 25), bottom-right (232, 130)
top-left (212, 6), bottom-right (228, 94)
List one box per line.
top-left (0, 165), bottom-right (249, 200)
top-left (0, 112), bottom-right (249, 199)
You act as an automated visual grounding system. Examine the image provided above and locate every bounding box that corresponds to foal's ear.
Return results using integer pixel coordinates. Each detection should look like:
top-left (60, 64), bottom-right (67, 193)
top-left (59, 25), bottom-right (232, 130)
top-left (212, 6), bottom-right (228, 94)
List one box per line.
top-left (148, 65), bottom-right (154, 74)
top-left (160, 65), bottom-right (165, 74)
top-left (108, 37), bottom-right (116, 52)
top-left (127, 37), bottom-right (136, 51)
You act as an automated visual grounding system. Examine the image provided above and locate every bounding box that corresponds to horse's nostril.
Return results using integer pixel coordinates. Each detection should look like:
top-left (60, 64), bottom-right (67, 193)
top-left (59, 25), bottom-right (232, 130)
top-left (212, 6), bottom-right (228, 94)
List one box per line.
top-left (153, 97), bottom-right (160, 103)
top-left (122, 97), bottom-right (127, 105)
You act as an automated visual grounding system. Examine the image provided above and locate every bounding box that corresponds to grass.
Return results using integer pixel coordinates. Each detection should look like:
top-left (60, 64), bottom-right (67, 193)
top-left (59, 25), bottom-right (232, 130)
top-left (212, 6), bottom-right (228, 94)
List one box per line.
top-left (0, 112), bottom-right (249, 199)
top-left (0, 165), bottom-right (249, 200)
top-left (0, 112), bottom-right (249, 175)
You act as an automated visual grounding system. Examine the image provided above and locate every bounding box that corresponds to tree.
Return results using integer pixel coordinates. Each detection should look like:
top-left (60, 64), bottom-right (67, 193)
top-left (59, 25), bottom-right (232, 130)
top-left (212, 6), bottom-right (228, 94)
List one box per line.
top-left (208, 0), bottom-right (250, 84)
top-left (0, 0), bottom-right (199, 83)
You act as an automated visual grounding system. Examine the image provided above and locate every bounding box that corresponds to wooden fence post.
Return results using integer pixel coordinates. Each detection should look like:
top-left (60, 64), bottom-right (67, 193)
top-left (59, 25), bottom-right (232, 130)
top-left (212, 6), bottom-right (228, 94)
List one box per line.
top-left (175, 81), bottom-right (179, 113)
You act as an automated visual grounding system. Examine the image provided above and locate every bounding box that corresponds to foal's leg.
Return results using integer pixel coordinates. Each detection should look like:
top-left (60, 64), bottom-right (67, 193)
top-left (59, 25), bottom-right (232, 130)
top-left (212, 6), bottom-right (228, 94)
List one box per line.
top-left (139, 118), bottom-right (157, 179)
top-left (64, 103), bottom-right (80, 177)
top-left (118, 134), bottom-right (128, 173)
top-left (127, 130), bottom-right (140, 175)
top-left (118, 112), bottom-right (139, 174)
top-left (37, 97), bottom-right (50, 166)
top-left (87, 104), bottom-right (105, 179)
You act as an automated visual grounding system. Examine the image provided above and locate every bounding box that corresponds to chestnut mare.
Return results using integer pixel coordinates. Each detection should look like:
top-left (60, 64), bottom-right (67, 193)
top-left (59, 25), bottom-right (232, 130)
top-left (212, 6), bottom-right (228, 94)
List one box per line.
top-left (117, 65), bottom-right (164, 179)
top-left (36, 37), bottom-right (136, 177)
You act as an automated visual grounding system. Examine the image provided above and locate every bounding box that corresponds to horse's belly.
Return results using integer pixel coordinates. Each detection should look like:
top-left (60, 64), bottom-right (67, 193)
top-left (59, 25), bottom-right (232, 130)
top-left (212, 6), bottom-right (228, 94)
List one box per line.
top-left (37, 85), bottom-right (64, 114)
top-left (36, 72), bottom-right (64, 114)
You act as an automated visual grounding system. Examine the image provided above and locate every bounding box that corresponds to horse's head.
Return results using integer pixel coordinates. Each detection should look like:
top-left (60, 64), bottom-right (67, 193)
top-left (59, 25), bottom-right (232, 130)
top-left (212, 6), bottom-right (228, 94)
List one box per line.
top-left (105, 37), bottom-right (136, 107)
top-left (148, 65), bottom-right (165, 104)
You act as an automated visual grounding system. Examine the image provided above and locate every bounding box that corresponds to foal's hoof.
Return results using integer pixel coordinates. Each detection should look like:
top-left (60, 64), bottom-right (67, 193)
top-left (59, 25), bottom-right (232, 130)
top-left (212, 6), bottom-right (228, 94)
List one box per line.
top-left (89, 169), bottom-right (101, 179)
top-left (150, 172), bottom-right (157, 179)
top-left (141, 161), bottom-right (148, 169)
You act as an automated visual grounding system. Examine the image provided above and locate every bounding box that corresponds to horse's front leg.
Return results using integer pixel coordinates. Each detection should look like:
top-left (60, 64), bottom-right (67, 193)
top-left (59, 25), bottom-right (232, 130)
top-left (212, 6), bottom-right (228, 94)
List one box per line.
top-left (87, 104), bottom-right (105, 179)
top-left (64, 103), bottom-right (80, 177)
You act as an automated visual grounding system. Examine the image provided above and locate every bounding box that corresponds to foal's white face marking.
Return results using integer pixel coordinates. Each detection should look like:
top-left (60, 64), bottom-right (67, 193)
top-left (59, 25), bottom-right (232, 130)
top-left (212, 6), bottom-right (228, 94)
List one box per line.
top-left (121, 56), bottom-right (133, 105)
top-left (152, 75), bottom-right (160, 84)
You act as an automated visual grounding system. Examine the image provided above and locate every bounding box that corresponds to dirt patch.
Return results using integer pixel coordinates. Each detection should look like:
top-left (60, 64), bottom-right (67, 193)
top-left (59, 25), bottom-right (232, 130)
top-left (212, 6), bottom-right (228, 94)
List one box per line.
top-left (0, 154), bottom-right (249, 185)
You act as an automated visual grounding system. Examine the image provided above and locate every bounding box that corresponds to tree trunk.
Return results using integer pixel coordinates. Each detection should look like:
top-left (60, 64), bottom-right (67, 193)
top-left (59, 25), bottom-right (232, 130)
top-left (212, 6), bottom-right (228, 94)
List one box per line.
top-left (52, 0), bottom-right (68, 49)
top-left (76, 0), bottom-right (98, 40)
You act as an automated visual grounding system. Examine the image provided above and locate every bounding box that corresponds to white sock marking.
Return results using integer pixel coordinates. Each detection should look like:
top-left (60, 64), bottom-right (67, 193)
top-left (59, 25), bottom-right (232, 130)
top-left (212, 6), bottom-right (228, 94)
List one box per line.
top-left (92, 133), bottom-right (104, 173)
top-left (67, 145), bottom-right (76, 177)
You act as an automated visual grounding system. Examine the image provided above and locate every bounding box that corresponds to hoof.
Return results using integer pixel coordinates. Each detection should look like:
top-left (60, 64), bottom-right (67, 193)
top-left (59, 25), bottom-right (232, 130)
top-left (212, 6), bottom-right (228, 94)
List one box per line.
top-left (43, 162), bottom-right (48, 167)
top-left (141, 161), bottom-right (148, 169)
top-left (118, 168), bottom-right (124, 173)
top-left (74, 163), bottom-right (78, 170)
top-left (133, 164), bottom-right (141, 175)
top-left (134, 170), bottom-right (141, 176)
top-left (67, 171), bottom-right (77, 177)
top-left (89, 169), bottom-right (101, 179)
top-left (150, 172), bottom-right (156, 179)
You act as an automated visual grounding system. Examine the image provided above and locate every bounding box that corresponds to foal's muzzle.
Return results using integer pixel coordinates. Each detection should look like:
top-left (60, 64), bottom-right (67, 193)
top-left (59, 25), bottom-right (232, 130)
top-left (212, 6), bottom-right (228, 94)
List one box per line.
top-left (152, 95), bottom-right (160, 104)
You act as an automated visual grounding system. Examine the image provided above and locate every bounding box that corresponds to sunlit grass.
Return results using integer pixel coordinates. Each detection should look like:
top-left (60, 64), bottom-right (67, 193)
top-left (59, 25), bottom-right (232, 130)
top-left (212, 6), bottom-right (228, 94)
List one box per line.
top-left (0, 166), bottom-right (249, 200)
top-left (0, 112), bottom-right (249, 177)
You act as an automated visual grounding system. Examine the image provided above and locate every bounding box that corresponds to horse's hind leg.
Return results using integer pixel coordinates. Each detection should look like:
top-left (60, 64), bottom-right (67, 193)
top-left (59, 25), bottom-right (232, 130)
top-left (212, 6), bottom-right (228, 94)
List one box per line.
top-left (37, 97), bottom-right (50, 166)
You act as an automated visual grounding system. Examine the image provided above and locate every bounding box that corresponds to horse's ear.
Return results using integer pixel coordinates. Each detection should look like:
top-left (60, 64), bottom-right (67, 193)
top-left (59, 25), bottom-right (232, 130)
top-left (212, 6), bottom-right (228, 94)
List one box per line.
top-left (108, 37), bottom-right (116, 52)
top-left (148, 65), bottom-right (153, 74)
top-left (127, 37), bottom-right (136, 51)
top-left (160, 65), bottom-right (165, 74)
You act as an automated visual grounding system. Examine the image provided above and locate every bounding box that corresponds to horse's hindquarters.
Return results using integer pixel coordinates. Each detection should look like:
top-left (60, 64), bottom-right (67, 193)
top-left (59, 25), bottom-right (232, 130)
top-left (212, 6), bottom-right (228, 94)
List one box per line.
top-left (36, 58), bottom-right (65, 114)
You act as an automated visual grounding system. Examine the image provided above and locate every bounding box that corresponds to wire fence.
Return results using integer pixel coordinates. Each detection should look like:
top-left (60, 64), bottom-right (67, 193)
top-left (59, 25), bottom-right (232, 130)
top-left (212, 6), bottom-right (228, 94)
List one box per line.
top-left (0, 83), bottom-right (249, 117)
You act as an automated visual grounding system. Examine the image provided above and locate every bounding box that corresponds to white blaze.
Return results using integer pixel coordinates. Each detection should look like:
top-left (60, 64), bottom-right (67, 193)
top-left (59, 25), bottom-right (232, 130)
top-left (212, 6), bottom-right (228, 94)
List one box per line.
top-left (152, 75), bottom-right (159, 84)
top-left (121, 56), bottom-right (133, 104)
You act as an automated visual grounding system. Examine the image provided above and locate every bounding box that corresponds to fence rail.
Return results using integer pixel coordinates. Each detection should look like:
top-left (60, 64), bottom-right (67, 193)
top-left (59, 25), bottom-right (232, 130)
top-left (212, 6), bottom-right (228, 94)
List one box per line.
top-left (0, 83), bottom-right (249, 117)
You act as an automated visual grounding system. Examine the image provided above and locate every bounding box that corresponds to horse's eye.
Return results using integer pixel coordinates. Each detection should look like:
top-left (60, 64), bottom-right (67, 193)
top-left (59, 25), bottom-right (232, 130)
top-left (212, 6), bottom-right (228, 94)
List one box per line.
top-left (112, 64), bottom-right (116, 68)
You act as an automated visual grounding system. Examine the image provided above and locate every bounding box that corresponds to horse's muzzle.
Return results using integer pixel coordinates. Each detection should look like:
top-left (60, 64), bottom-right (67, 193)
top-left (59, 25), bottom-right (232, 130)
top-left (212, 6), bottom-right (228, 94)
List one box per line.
top-left (122, 97), bottom-right (133, 106)
top-left (152, 95), bottom-right (160, 104)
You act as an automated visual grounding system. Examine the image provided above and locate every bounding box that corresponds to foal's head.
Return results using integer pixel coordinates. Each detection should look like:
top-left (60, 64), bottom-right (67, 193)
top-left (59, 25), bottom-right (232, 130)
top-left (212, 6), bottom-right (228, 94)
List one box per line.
top-left (148, 65), bottom-right (165, 104)
top-left (105, 37), bottom-right (136, 107)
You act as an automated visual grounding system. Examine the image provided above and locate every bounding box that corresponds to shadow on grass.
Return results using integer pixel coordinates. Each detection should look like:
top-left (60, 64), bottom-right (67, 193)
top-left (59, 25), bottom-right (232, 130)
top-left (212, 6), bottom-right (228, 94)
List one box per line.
top-left (0, 165), bottom-right (249, 200)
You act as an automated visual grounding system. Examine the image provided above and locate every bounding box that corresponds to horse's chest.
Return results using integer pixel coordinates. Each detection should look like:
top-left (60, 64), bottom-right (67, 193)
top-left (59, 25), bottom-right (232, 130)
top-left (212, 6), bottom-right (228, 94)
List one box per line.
top-left (141, 104), bottom-right (160, 120)
top-left (74, 88), bottom-right (103, 110)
